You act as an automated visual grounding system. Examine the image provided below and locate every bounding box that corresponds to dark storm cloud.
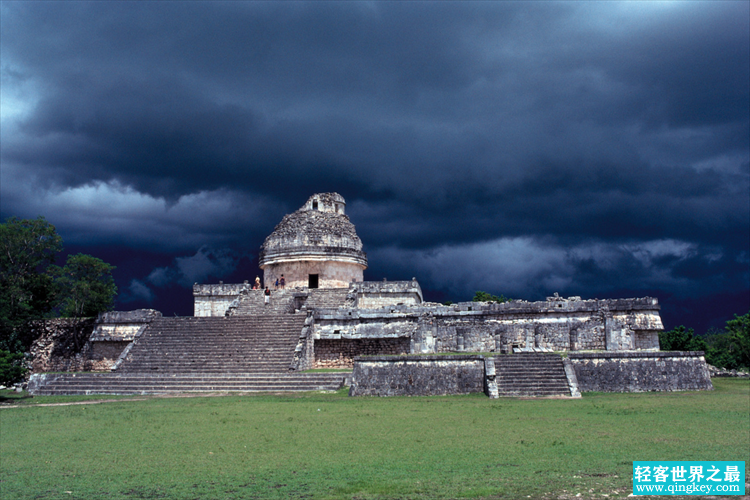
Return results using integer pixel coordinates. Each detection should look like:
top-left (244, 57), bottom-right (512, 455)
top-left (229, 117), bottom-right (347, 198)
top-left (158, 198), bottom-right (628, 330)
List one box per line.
top-left (1, 1), bottom-right (748, 325)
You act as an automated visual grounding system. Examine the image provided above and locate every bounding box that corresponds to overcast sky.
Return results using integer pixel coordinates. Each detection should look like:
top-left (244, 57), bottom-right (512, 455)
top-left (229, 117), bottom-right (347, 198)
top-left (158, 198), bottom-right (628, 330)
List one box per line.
top-left (2, 1), bottom-right (748, 332)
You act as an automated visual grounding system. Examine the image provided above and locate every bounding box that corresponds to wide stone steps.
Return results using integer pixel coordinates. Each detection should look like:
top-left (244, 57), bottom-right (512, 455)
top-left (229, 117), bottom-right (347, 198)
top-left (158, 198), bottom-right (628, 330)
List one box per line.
top-left (494, 353), bottom-right (571, 397)
top-left (30, 372), bottom-right (349, 395)
top-left (120, 364), bottom-right (295, 373)
top-left (116, 315), bottom-right (306, 375)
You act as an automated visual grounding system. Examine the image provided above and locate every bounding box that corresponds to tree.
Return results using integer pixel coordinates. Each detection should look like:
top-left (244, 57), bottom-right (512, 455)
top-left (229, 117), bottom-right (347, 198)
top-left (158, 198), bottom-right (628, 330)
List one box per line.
top-left (0, 216), bottom-right (63, 352)
top-left (704, 328), bottom-right (740, 370)
top-left (658, 326), bottom-right (708, 352)
top-left (472, 291), bottom-right (511, 303)
top-left (0, 217), bottom-right (118, 385)
top-left (51, 254), bottom-right (117, 319)
top-left (0, 350), bottom-right (26, 387)
top-left (725, 312), bottom-right (749, 369)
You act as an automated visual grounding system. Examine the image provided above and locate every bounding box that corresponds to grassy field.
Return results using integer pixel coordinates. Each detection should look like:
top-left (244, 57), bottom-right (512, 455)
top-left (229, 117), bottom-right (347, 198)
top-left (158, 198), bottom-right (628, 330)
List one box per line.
top-left (1, 379), bottom-right (747, 500)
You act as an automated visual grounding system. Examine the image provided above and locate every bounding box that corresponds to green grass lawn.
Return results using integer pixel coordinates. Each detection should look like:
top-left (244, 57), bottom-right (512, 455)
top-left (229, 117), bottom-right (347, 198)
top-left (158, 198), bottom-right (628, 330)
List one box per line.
top-left (1, 379), bottom-right (747, 500)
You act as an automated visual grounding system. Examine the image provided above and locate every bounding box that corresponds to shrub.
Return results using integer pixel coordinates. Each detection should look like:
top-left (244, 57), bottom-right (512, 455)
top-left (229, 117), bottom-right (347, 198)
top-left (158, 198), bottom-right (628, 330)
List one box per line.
top-left (0, 350), bottom-right (26, 386)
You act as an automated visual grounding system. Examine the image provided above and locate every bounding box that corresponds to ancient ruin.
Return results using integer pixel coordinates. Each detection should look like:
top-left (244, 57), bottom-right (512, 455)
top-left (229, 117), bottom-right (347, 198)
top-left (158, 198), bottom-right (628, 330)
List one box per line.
top-left (260, 192), bottom-right (367, 290)
top-left (28, 192), bottom-right (712, 396)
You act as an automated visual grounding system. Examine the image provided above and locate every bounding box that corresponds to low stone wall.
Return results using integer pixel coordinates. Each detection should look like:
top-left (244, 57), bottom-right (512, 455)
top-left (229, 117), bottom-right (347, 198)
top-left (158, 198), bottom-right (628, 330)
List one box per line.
top-left (315, 338), bottom-right (410, 368)
top-left (570, 351), bottom-right (713, 392)
top-left (349, 355), bottom-right (486, 396)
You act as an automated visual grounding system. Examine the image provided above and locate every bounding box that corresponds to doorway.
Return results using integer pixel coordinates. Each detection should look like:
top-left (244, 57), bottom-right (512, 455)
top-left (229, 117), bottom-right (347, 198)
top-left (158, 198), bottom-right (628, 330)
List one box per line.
top-left (308, 274), bottom-right (319, 288)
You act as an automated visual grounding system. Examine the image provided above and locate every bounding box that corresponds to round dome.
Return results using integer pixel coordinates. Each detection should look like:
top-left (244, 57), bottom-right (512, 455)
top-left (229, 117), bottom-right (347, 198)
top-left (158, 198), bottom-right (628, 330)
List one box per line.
top-left (259, 193), bottom-right (367, 289)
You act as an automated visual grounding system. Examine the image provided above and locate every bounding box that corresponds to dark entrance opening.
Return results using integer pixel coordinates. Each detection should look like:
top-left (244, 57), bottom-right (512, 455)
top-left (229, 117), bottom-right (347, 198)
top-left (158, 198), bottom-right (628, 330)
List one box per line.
top-left (312, 200), bottom-right (318, 210)
top-left (308, 274), bottom-right (319, 288)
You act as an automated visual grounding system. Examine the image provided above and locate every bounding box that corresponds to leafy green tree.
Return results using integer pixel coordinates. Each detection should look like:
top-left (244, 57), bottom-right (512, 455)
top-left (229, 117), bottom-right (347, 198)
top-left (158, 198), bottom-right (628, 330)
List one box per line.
top-left (658, 326), bottom-right (708, 352)
top-left (472, 291), bottom-right (511, 303)
top-left (0, 217), bottom-right (118, 384)
top-left (725, 312), bottom-right (750, 368)
top-left (704, 329), bottom-right (739, 370)
top-left (51, 254), bottom-right (117, 319)
top-left (0, 350), bottom-right (26, 387)
top-left (0, 216), bottom-right (63, 352)
top-left (692, 313), bottom-right (749, 370)
top-left (725, 312), bottom-right (749, 369)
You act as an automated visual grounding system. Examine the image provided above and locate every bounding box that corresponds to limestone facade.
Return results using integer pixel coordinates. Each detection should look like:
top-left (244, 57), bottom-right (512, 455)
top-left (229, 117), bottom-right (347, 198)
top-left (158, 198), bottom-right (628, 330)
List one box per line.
top-left (193, 283), bottom-right (248, 317)
top-left (262, 260), bottom-right (363, 291)
top-left (302, 296), bottom-right (663, 368)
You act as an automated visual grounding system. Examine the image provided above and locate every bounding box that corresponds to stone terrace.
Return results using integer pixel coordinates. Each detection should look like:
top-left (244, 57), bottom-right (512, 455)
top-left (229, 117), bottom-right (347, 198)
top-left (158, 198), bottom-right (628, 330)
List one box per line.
top-left (28, 372), bottom-right (347, 395)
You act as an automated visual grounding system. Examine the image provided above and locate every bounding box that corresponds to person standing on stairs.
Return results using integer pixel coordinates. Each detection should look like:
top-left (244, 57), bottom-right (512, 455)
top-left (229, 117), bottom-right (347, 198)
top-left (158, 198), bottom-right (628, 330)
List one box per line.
top-left (279, 274), bottom-right (285, 289)
top-left (264, 286), bottom-right (271, 305)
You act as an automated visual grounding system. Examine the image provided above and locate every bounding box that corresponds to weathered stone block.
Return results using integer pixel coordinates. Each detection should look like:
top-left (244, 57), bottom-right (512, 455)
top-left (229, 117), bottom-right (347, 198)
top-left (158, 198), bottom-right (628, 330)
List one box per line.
top-left (349, 355), bottom-right (485, 396)
top-left (569, 351), bottom-right (713, 392)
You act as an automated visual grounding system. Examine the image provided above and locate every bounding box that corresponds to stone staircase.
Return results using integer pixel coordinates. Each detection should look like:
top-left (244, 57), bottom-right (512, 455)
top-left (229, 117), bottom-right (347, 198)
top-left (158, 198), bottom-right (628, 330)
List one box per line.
top-left (28, 372), bottom-right (348, 395)
top-left (494, 353), bottom-right (572, 397)
top-left (227, 289), bottom-right (297, 316)
top-left (303, 288), bottom-right (351, 309)
top-left (117, 315), bottom-right (305, 373)
top-left (28, 313), bottom-right (351, 395)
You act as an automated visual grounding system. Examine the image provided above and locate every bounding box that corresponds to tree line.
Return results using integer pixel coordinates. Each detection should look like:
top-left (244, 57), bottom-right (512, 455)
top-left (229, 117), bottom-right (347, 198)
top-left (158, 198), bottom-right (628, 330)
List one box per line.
top-left (1, 216), bottom-right (117, 385)
top-left (659, 316), bottom-right (749, 371)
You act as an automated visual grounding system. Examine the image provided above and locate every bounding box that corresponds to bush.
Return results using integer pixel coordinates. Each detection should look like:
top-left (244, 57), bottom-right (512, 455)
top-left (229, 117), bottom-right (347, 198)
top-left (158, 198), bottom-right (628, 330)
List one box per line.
top-left (658, 326), bottom-right (708, 352)
top-left (666, 313), bottom-right (750, 371)
top-left (472, 291), bottom-right (511, 303)
top-left (703, 312), bottom-right (750, 370)
top-left (0, 350), bottom-right (26, 386)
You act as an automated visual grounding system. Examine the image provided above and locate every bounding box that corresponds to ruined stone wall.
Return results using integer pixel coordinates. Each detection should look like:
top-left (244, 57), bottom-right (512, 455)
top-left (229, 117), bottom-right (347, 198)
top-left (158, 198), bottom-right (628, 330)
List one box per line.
top-left (314, 297), bottom-right (663, 357)
top-left (349, 355), bottom-right (486, 396)
top-left (314, 309), bottom-right (419, 341)
top-left (193, 283), bottom-right (248, 317)
top-left (29, 309), bottom-right (161, 373)
top-left (29, 318), bottom-right (101, 372)
top-left (89, 341), bottom-right (131, 364)
top-left (570, 351), bottom-right (713, 392)
top-left (353, 280), bottom-right (423, 308)
top-left (357, 292), bottom-right (420, 308)
top-left (634, 330), bottom-right (660, 350)
top-left (314, 338), bottom-right (410, 368)
top-left (262, 259), bottom-right (363, 290)
top-left (419, 314), bottom-right (608, 353)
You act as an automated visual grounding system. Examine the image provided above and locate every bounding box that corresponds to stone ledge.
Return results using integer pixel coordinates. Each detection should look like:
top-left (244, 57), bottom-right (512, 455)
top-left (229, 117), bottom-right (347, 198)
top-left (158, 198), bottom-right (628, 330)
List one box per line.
top-left (97, 309), bottom-right (162, 323)
top-left (569, 351), bottom-right (704, 359)
top-left (312, 296), bottom-right (662, 320)
top-left (354, 354), bottom-right (486, 362)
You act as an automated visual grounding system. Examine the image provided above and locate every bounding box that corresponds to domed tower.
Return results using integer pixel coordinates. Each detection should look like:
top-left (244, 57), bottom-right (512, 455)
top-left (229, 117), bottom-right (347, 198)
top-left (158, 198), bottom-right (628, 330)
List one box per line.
top-left (259, 193), bottom-right (367, 289)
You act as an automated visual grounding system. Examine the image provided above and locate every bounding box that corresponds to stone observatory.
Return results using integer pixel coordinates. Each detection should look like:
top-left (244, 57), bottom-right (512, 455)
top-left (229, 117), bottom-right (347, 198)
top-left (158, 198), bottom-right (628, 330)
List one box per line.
top-left (30, 190), bottom-right (715, 398)
top-left (259, 192), bottom-right (368, 289)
